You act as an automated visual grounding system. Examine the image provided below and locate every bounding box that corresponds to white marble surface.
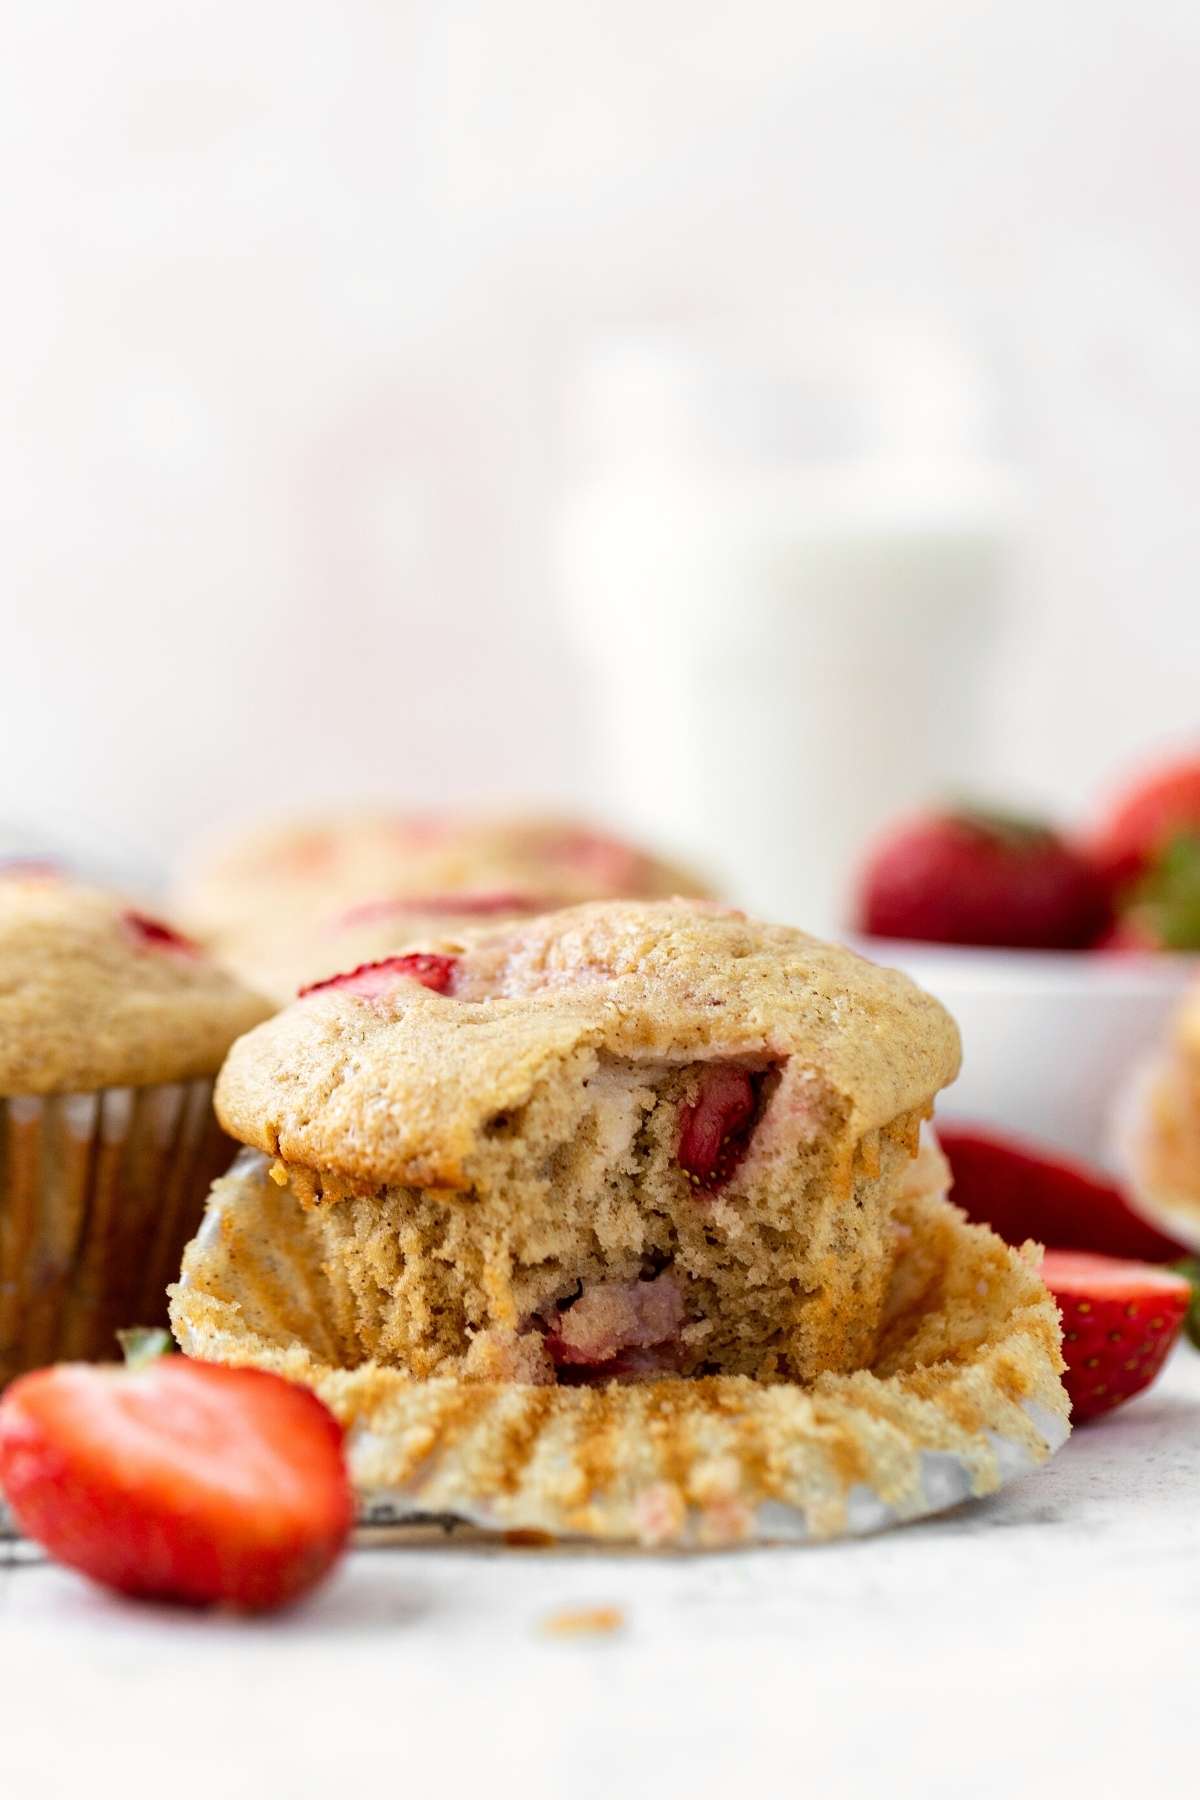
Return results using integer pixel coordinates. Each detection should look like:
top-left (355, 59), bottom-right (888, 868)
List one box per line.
top-left (1, 1351), bottom-right (1197, 1800)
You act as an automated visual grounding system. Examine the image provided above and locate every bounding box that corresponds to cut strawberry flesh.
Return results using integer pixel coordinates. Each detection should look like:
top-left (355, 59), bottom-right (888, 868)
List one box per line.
top-left (1040, 1250), bottom-right (1191, 1423)
top-left (677, 1065), bottom-right (758, 1191)
top-left (299, 952), bottom-right (459, 999)
top-left (0, 1359), bottom-right (352, 1612)
top-left (123, 910), bottom-right (200, 954)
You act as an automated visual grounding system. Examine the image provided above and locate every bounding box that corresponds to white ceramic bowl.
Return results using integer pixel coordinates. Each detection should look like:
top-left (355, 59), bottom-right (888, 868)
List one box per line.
top-left (855, 939), bottom-right (1199, 1172)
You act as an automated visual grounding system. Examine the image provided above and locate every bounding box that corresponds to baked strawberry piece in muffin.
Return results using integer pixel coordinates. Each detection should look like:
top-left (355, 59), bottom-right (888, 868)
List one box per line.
top-left (202, 901), bottom-right (960, 1385)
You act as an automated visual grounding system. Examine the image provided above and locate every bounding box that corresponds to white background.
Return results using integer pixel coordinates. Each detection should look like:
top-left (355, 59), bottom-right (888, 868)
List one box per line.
top-left (3, 2), bottom-right (1199, 883)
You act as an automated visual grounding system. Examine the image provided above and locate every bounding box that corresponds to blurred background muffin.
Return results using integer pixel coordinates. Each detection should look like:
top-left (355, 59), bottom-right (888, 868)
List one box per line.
top-left (0, 877), bottom-right (270, 1384)
top-left (175, 810), bottom-right (712, 999)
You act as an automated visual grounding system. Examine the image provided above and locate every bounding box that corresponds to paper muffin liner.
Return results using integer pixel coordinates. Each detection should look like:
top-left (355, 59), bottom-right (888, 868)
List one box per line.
top-left (0, 1078), bottom-right (235, 1385)
top-left (1111, 1053), bottom-right (1200, 1253)
top-left (171, 1149), bottom-right (1070, 1547)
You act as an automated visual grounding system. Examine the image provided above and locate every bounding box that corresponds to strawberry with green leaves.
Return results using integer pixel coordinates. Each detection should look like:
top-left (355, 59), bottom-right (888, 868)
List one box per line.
top-left (1091, 755), bottom-right (1200, 950)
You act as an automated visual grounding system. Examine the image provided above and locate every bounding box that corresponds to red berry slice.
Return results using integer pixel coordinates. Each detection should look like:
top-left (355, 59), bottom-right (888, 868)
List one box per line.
top-left (939, 1125), bottom-right (1190, 1262)
top-left (0, 1359), bottom-right (353, 1612)
top-left (677, 1065), bottom-right (759, 1192)
top-left (123, 910), bottom-right (200, 954)
top-left (299, 951), bottom-right (459, 999)
top-left (1041, 1250), bottom-right (1191, 1423)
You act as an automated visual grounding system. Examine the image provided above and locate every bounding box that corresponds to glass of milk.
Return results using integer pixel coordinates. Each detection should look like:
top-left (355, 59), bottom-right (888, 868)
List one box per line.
top-left (557, 317), bottom-right (1017, 932)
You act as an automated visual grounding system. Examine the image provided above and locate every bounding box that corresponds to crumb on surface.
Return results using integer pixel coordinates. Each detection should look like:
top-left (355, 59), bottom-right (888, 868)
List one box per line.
top-left (540, 1604), bottom-right (625, 1638)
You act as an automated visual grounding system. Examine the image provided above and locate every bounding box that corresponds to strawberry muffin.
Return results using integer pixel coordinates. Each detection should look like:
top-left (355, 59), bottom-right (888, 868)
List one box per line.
top-left (179, 900), bottom-right (960, 1386)
top-left (175, 810), bottom-right (713, 995)
top-left (1119, 975), bottom-right (1200, 1244)
top-left (0, 880), bottom-right (270, 1383)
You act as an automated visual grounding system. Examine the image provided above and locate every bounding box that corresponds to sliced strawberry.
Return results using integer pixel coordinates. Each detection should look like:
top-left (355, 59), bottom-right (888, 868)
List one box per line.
top-left (299, 951), bottom-right (459, 999)
top-left (1040, 1250), bottom-right (1191, 1422)
top-left (0, 1359), bottom-right (353, 1611)
top-left (940, 1126), bottom-right (1190, 1262)
top-left (122, 910), bottom-right (200, 954)
top-left (677, 1065), bottom-right (759, 1192)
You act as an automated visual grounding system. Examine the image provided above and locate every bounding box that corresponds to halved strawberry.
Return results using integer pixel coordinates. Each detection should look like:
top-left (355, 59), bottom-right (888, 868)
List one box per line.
top-left (122, 910), bottom-right (199, 954)
top-left (0, 1359), bottom-right (353, 1612)
top-left (299, 951), bottom-right (459, 999)
top-left (677, 1066), bottom-right (759, 1192)
top-left (939, 1126), bottom-right (1190, 1262)
top-left (1040, 1250), bottom-right (1191, 1422)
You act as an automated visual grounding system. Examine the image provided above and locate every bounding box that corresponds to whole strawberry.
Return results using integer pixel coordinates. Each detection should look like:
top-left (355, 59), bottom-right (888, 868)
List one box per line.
top-left (0, 1358), bottom-right (353, 1612)
top-left (854, 807), bottom-right (1110, 950)
top-left (1091, 755), bottom-right (1200, 950)
top-left (1040, 1251), bottom-right (1192, 1422)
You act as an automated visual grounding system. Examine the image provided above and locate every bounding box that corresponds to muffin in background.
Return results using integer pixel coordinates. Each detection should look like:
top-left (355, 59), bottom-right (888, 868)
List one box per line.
top-left (174, 809), bottom-right (714, 1001)
top-left (0, 879), bottom-right (271, 1384)
top-left (1118, 974), bottom-right (1200, 1245)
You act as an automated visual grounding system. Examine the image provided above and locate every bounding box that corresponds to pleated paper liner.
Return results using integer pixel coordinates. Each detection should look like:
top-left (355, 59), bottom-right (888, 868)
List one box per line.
top-left (0, 1079), bottom-right (235, 1386)
top-left (1111, 1053), bottom-right (1200, 1254)
top-left (170, 1149), bottom-right (1070, 1547)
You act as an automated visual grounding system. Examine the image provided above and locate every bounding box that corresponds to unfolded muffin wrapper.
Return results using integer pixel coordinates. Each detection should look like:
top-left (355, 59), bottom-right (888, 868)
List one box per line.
top-left (0, 1079), bottom-right (234, 1386)
top-left (1111, 1054), bottom-right (1200, 1254)
top-left (170, 1150), bottom-right (1071, 1548)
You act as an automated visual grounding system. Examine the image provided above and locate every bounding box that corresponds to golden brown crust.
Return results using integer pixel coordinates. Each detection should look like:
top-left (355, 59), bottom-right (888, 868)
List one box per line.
top-left (216, 899), bottom-right (960, 1190)
top-left (0, 880), bottom-right (272, 1095)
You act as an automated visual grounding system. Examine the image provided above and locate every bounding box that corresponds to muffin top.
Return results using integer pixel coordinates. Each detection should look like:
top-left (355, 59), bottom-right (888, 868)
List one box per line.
top-left (0, 879), bottom-right (272, 1095)
top-left (176, 809), bottom-right (713, 943)
top-left (217, 898), bottom-right (961, 1189)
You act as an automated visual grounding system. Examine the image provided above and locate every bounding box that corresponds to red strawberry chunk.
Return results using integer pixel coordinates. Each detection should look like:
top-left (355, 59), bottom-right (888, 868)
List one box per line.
top-left (122, 910), bottom-right (200, 954)
top-left (544, 1272), bottom-right (685, 1366)
top-left (0, 1359), bottom-right (353, 1612)
top-left (299, 951), bottom-right (459, 999)
top-left (536, 1272), bottom-right (687, 1385)
top-left (677, 1065), bottom-right (758, 1191)
top-left (1040, 1250), bottom-right (1191, 1423)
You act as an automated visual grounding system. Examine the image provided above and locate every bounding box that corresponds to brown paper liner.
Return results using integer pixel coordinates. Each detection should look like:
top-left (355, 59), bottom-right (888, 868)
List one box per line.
top-left (0, 1079), bottom-right (234, 1385)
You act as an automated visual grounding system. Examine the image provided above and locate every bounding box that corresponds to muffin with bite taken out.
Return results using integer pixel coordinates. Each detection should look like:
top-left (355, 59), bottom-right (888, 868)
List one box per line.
top-left (177, 899), bottom-right (960, 1386)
